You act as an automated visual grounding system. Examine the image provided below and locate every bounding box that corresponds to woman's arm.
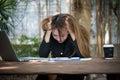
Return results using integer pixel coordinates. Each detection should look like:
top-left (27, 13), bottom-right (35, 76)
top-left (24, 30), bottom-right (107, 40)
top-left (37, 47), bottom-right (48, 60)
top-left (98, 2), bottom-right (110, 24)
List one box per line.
top-left (44, 17), bottom-right (52, 43)
top-left (65, 17), bottom-right (84, 57)
top-left (68, 35), bottom-right (84, 58)
top-left (39, 18), bottom-right (52, 57)
top-left (44, 30), bottom-right (52, 43)
top-left (72, 40), bottom-right (84, 58)
top-left (39, 34), bottom-right (51, 57)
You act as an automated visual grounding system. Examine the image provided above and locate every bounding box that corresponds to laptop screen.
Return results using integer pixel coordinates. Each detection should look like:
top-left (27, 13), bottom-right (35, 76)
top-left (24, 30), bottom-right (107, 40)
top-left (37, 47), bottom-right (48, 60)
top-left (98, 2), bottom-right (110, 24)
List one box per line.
top-left (0, 30), bottom-right (19, 61)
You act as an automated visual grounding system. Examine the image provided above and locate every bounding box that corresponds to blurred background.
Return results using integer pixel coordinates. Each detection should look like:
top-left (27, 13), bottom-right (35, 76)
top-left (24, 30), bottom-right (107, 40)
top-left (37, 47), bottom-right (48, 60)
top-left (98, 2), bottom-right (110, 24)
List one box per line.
top-left (0, 0), bottom-right (120, 58)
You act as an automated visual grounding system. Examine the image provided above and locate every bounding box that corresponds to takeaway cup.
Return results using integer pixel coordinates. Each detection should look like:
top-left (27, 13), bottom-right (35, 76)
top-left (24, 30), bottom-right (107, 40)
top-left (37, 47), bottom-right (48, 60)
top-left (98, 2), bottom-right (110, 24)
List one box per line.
top-left (103, 44), bottom-right (114, 58)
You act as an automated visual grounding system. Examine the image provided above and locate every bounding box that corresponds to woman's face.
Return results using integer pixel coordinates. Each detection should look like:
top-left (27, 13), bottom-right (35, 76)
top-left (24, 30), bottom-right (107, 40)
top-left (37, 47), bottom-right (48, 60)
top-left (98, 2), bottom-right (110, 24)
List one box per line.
top-left (52, 28), bottom-right (68, 43)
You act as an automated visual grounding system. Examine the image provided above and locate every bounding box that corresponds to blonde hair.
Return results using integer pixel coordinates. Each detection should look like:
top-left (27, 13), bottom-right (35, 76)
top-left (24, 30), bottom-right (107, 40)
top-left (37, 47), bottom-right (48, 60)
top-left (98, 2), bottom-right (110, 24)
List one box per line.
top-left (41, 13), bottom-right (90, 58)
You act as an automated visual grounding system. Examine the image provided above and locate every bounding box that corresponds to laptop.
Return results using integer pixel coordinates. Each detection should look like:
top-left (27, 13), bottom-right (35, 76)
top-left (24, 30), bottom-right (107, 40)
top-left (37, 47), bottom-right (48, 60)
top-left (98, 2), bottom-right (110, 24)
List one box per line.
top-left (0, 30), bottom-right (38, 62)
top-left (0, 30), bottom-right (20, 61)
top-left (0, 30), bottom-right (50, 62)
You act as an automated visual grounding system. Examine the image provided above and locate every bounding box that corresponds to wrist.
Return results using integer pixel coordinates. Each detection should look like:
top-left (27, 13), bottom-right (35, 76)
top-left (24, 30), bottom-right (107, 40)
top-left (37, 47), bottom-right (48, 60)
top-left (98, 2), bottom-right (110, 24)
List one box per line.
top-left (47, 28), bottom-right (52, 31)
top-left (69, 32), bottom-right (75, 41)
top-left (45, 30), bottom-right (52, 43)
top-left (47, 29), bottom-right (52, 33)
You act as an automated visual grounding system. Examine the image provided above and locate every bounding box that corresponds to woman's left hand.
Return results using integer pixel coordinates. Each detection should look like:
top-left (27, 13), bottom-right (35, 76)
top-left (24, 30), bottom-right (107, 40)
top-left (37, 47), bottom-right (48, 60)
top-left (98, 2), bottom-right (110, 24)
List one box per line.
top-left (65, 17), bottom-right (75, 41)
top-left (65, 17), bottom-right (71, 33)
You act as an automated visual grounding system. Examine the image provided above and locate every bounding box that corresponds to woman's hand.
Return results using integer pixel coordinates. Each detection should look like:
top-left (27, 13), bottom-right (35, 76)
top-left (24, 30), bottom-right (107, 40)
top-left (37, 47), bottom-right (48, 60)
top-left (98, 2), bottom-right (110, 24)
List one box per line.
top-left (45, 18), bottom-right (52, 43)
top-left (47, 17), bottom-right (52, 31)
top-left (65, 17), bottom-right (75, 41)
top-left (65, 17), bottom-right (71, 33)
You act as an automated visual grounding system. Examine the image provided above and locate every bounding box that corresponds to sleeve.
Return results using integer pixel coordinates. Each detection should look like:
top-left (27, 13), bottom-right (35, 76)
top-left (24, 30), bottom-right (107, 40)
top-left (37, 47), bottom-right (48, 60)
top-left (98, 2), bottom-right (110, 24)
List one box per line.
top-left (68, 35), bottom-right (84, 58)
top-left (72, 40), bottom-right (84, 58)
top-left (39, 35), bottom-right (51, 58)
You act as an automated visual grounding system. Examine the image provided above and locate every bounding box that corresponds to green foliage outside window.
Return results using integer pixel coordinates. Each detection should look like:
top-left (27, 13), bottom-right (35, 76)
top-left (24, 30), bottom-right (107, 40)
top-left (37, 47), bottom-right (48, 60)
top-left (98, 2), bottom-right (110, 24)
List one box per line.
top-left (12, 35), bottom-right (42, 57)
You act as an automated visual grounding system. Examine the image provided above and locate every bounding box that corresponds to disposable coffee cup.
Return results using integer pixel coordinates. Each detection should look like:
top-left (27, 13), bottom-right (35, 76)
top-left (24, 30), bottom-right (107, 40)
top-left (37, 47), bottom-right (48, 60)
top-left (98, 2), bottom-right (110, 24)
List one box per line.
top-left (103, 44), bottom-right (114, 58)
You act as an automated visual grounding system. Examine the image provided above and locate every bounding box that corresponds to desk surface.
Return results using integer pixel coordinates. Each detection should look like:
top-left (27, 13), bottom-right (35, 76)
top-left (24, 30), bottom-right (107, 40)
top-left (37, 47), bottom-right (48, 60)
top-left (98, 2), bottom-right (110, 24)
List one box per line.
top-left (0, 58), bottom-right (120, 75)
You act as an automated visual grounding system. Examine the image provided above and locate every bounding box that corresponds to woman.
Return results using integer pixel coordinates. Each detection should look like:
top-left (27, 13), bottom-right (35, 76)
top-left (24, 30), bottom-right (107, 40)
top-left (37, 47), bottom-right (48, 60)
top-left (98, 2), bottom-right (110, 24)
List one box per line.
top-left (36, 13), bottom-right (90, 80)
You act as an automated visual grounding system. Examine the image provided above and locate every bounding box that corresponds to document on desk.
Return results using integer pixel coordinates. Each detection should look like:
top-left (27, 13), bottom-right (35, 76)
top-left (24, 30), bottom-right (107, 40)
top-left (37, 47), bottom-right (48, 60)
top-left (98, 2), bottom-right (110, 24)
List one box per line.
top-left (28, 57), bottom-right (92, 62)
top-left (52, 57), bottom-right (80, 62)
top-left (80, 58), bottom-right (92, 61)
top-left (28, 57), bottom-right (80, 62)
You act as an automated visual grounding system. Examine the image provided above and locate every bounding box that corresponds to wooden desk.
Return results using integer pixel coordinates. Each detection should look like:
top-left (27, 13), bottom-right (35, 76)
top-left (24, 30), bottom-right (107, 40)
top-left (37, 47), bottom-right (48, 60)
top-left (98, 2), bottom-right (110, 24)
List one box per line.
top-left (0, 58), bottom-right (120, 75)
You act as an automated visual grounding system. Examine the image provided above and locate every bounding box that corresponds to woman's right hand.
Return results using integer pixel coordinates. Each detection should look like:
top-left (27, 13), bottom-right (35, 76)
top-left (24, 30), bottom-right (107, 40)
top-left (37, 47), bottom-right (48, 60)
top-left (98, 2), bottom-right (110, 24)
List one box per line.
top-left (47, 17), bottom-right (52, 31)
top-left (45, 18), bottom-right (52, 43)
